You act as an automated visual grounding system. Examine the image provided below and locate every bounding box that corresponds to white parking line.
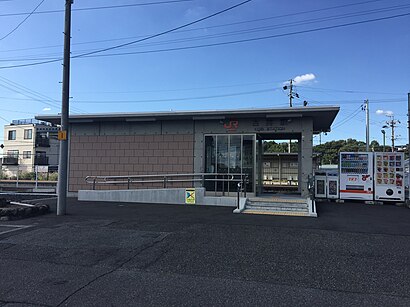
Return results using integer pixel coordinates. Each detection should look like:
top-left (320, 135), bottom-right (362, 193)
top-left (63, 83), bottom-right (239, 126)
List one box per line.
top-left (0, 224), bottom-right (33, 235)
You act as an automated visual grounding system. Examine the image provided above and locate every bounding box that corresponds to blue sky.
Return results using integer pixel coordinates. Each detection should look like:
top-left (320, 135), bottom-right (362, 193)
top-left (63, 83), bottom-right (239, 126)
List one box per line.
top-left (0, 0), bottom-right (409, 147)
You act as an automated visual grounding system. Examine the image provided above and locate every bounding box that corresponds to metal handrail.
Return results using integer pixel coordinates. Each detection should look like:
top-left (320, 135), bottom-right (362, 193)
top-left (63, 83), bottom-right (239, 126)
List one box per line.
top-left (85, 173), bottom-right (249, 196)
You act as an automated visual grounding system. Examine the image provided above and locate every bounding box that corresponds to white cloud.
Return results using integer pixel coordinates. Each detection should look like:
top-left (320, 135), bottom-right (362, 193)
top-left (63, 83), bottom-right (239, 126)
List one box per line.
top-left (42, 107), bottom-right (51, 111)
top-left (376, 109), bottom-right (394, 116)
top-left (293, 73), bottom-right (316, 85)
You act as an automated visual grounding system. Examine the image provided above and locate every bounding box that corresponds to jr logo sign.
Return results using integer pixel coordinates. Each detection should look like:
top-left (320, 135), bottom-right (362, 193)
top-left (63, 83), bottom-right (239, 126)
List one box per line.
top-left (223, 120), bottom-right (239, 132)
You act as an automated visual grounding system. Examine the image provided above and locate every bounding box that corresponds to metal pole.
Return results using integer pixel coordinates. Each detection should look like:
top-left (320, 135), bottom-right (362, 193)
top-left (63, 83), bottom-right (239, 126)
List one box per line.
top-left (57, 0), bottom-right (72, 216)
top-left (391, 117), bottom-right (395, 152)
top-left (408, 92), bottom-right (410, 198)
top-left (35, 166), bottom-right (38, 190)
top-left (16, 161), bottom-right (19, 188)
top-left (365, 99), bottom-right (369, 151)
top-left (289, 79), bottom-right (293, 108)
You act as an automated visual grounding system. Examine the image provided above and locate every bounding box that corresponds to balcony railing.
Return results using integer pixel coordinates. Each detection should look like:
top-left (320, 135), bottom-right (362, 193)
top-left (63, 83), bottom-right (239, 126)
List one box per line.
top-left (35, 137), bottom-right (50, 147)
top-left (2, 157), bottom-right (18, 165)
top-left (34, 156), bottom-right (49, 165)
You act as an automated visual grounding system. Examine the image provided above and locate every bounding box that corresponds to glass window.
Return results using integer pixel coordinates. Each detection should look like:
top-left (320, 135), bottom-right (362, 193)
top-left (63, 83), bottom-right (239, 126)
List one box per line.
top-left (36, 151), bottom-right (46, 157)
top-left (23, 151), bottom-right (31, 159)
top-left (8, 130), bottom-right (16, 140)
top-left (204, 136), bottom-right (216, 173)
top-left (204, 134), bottom-right (255, 193)
top-left (242, 135), bottom-right (255, 192)
top-left (7, 150), bottom-right (19, 158)
top-left (216, 135), bottom-right (228, 173)
top-left (24, 129), bottom-right (32, 139)
top-left (229, 135), bottom-right (241, 174)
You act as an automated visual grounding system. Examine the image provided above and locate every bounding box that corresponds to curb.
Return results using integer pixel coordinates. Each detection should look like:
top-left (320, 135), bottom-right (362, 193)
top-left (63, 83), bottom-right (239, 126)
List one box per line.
top-left (0, 201), bottom-right (50, 221)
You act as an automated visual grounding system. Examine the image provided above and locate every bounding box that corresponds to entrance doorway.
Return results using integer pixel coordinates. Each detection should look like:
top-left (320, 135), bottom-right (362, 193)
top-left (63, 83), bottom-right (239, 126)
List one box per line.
top-left (256, 134), bottom-right (302, 196)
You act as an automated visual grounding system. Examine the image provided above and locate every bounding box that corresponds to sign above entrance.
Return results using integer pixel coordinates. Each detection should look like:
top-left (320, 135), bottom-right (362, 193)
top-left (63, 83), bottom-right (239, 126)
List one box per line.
top-left (223, 120), bottom-right (239, 133)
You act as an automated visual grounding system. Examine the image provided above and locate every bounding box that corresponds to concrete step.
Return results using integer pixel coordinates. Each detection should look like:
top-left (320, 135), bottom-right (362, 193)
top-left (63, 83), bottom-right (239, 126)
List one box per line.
top-left (248, 197), bottom-right (307, 204)
top-left (242, 209), bottom-right (310, 217)
top-left (243, 199), bottom-right (311, 217)
top-left (246, 201), bottom-right (308, 208)
top-left (246, 205), bottom-right (308, 212)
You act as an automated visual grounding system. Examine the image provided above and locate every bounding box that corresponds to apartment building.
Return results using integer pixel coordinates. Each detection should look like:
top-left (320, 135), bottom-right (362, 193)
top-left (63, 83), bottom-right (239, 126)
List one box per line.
top-left (1, 119), bottom-right (59, 177)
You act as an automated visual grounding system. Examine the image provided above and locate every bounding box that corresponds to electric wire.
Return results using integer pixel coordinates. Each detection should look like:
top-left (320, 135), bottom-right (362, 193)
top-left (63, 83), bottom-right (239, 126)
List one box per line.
top-left (80, 11), bottom-right (410, 60)
top-left (0, 76), bottom-right (86, 113)
top-left (0, 0), bottom-right (391, 55)
top-left (0, 0), bottom-right (193, 17)
top-left (332, 106), bottom-right (364, 130)
top-left (3, 8), bottom-right (409, 69)
top-left (2, 3), bottom-right (409, 61)
top-left (0, 0), bottom-right (253, 69)
top-left (0, 0), bottom-right (45, 41)
top-left (71, 88), bottom-right (279, 104)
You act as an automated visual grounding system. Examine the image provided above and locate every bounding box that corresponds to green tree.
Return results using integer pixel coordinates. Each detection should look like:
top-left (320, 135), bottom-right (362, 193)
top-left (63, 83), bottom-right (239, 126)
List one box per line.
top-left (264, 141), bottom-right (298, 153)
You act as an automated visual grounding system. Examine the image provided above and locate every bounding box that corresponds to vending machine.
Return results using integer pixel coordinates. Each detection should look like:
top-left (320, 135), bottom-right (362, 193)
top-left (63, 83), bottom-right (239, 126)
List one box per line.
top-left (314, 171), bottom-right (327, 198)
top-left (374, 152), bottom-right (404, 202)
top-left (339, 152), bottom-right (374, 201)
top-left (326, 171), bottom-right (339, 200)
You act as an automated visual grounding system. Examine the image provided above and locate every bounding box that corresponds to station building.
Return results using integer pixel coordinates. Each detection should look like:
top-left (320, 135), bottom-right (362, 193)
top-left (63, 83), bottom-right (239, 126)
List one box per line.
top-left (37, 106), bottom-right (339, 198)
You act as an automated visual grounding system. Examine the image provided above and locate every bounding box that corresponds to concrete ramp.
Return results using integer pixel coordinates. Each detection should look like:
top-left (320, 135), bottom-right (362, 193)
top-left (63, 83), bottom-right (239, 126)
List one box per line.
top-left (78, 188), bottom-right (241, 207)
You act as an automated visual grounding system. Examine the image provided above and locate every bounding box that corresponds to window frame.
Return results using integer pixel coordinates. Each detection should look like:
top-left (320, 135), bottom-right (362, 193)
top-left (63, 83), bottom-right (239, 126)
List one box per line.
top-left (23, 151), bottom-right (32, 159)
top-left (8, 130), bottom-right (16, 140)
top-left (24, 129), bottom-right (33, 140)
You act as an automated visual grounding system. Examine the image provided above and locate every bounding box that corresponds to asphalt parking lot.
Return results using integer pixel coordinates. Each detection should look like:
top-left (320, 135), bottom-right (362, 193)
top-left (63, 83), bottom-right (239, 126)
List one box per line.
top-left (1, 198), bottom-right (410, 306)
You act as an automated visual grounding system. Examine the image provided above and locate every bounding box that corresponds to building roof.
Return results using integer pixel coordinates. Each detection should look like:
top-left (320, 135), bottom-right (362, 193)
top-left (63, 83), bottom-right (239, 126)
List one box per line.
top-left (36, 106), bottom-right (340, 133)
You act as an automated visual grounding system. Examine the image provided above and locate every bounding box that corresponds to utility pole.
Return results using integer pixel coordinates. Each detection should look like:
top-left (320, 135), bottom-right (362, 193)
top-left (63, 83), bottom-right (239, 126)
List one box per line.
top-left (57, 0), bottom-right (73, 216)
top-left (383, 115), bottom-right (400, 153)
top-left (408, 92), bottom-right (410, 199)
top-left (283, 79), bottom-right (299, 108)
top-left (364, 99), bottom-right (369, 151)
top-left (288, 79), bottom-right (293, 108)
top-left (408, 92), bottom-right (409, 158)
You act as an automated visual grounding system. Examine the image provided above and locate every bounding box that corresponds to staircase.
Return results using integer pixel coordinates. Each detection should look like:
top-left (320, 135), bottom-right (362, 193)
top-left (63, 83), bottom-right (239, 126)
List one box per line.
top-left (242, 196), bottom-right (316, 217)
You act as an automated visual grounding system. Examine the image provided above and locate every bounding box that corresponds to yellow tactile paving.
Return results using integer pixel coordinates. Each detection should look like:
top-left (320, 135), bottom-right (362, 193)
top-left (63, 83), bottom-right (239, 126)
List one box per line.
top-left (248, 197), bottom-right (307, 204)
top-left (243, 210), bottom-right (309, 216)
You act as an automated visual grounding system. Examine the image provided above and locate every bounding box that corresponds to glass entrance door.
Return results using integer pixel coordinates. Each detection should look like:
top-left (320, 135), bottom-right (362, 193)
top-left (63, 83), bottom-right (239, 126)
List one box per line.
top-left (204, 134), bottom-right (255, 193)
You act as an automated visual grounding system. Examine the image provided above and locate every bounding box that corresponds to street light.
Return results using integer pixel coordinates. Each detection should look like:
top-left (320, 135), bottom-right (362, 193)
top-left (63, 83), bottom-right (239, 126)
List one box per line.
top-left (381, 129), bottom-right (386, 152)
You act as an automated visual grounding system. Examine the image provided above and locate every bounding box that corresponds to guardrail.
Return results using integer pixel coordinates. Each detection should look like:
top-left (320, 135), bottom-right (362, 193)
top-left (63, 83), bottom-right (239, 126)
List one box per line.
top-left (85, 172), bottom-right (249, 197)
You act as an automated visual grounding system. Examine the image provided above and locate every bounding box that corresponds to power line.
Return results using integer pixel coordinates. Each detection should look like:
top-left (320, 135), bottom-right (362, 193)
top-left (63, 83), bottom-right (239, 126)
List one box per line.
top-left (0, 0), bottom-right (253, 69)
top-left (332, 106), bottom-right (364, 130)
top-left (72, 0), bottom-right (254, 59)
top-left (297, 85), bottom-right (404, 95)
top-left (0, 0), bottom-right (45, 41)
top-left (0, 0), bottom-right (193, 17)
top-left (3, 2), bottom-right (410, 62)
top-left (0, 0), bottom-right (390, 55)
top-left (72, 88), bottom-right (279, 104)
top-left (79, 11), bottom-right (410, 59)
top-left (5, 8), bottom-right (407, 68)
top-left (0, 76), bottom-right (86, 113)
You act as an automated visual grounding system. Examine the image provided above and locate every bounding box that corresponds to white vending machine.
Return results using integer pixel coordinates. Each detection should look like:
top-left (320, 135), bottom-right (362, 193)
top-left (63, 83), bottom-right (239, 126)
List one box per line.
top-left (374, 152), bottom-right (405, 202)
top-left (339, 152), bottom-right (374, 201)
top-left (314, 171), bottom-right (327, 198)
top-left (326, 171), bottom-right (339, 200)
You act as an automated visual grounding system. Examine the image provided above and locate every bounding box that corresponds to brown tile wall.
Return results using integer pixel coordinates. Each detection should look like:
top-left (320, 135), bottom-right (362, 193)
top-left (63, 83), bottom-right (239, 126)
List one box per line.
top-left (68, 134), bottom-right (194, 192)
